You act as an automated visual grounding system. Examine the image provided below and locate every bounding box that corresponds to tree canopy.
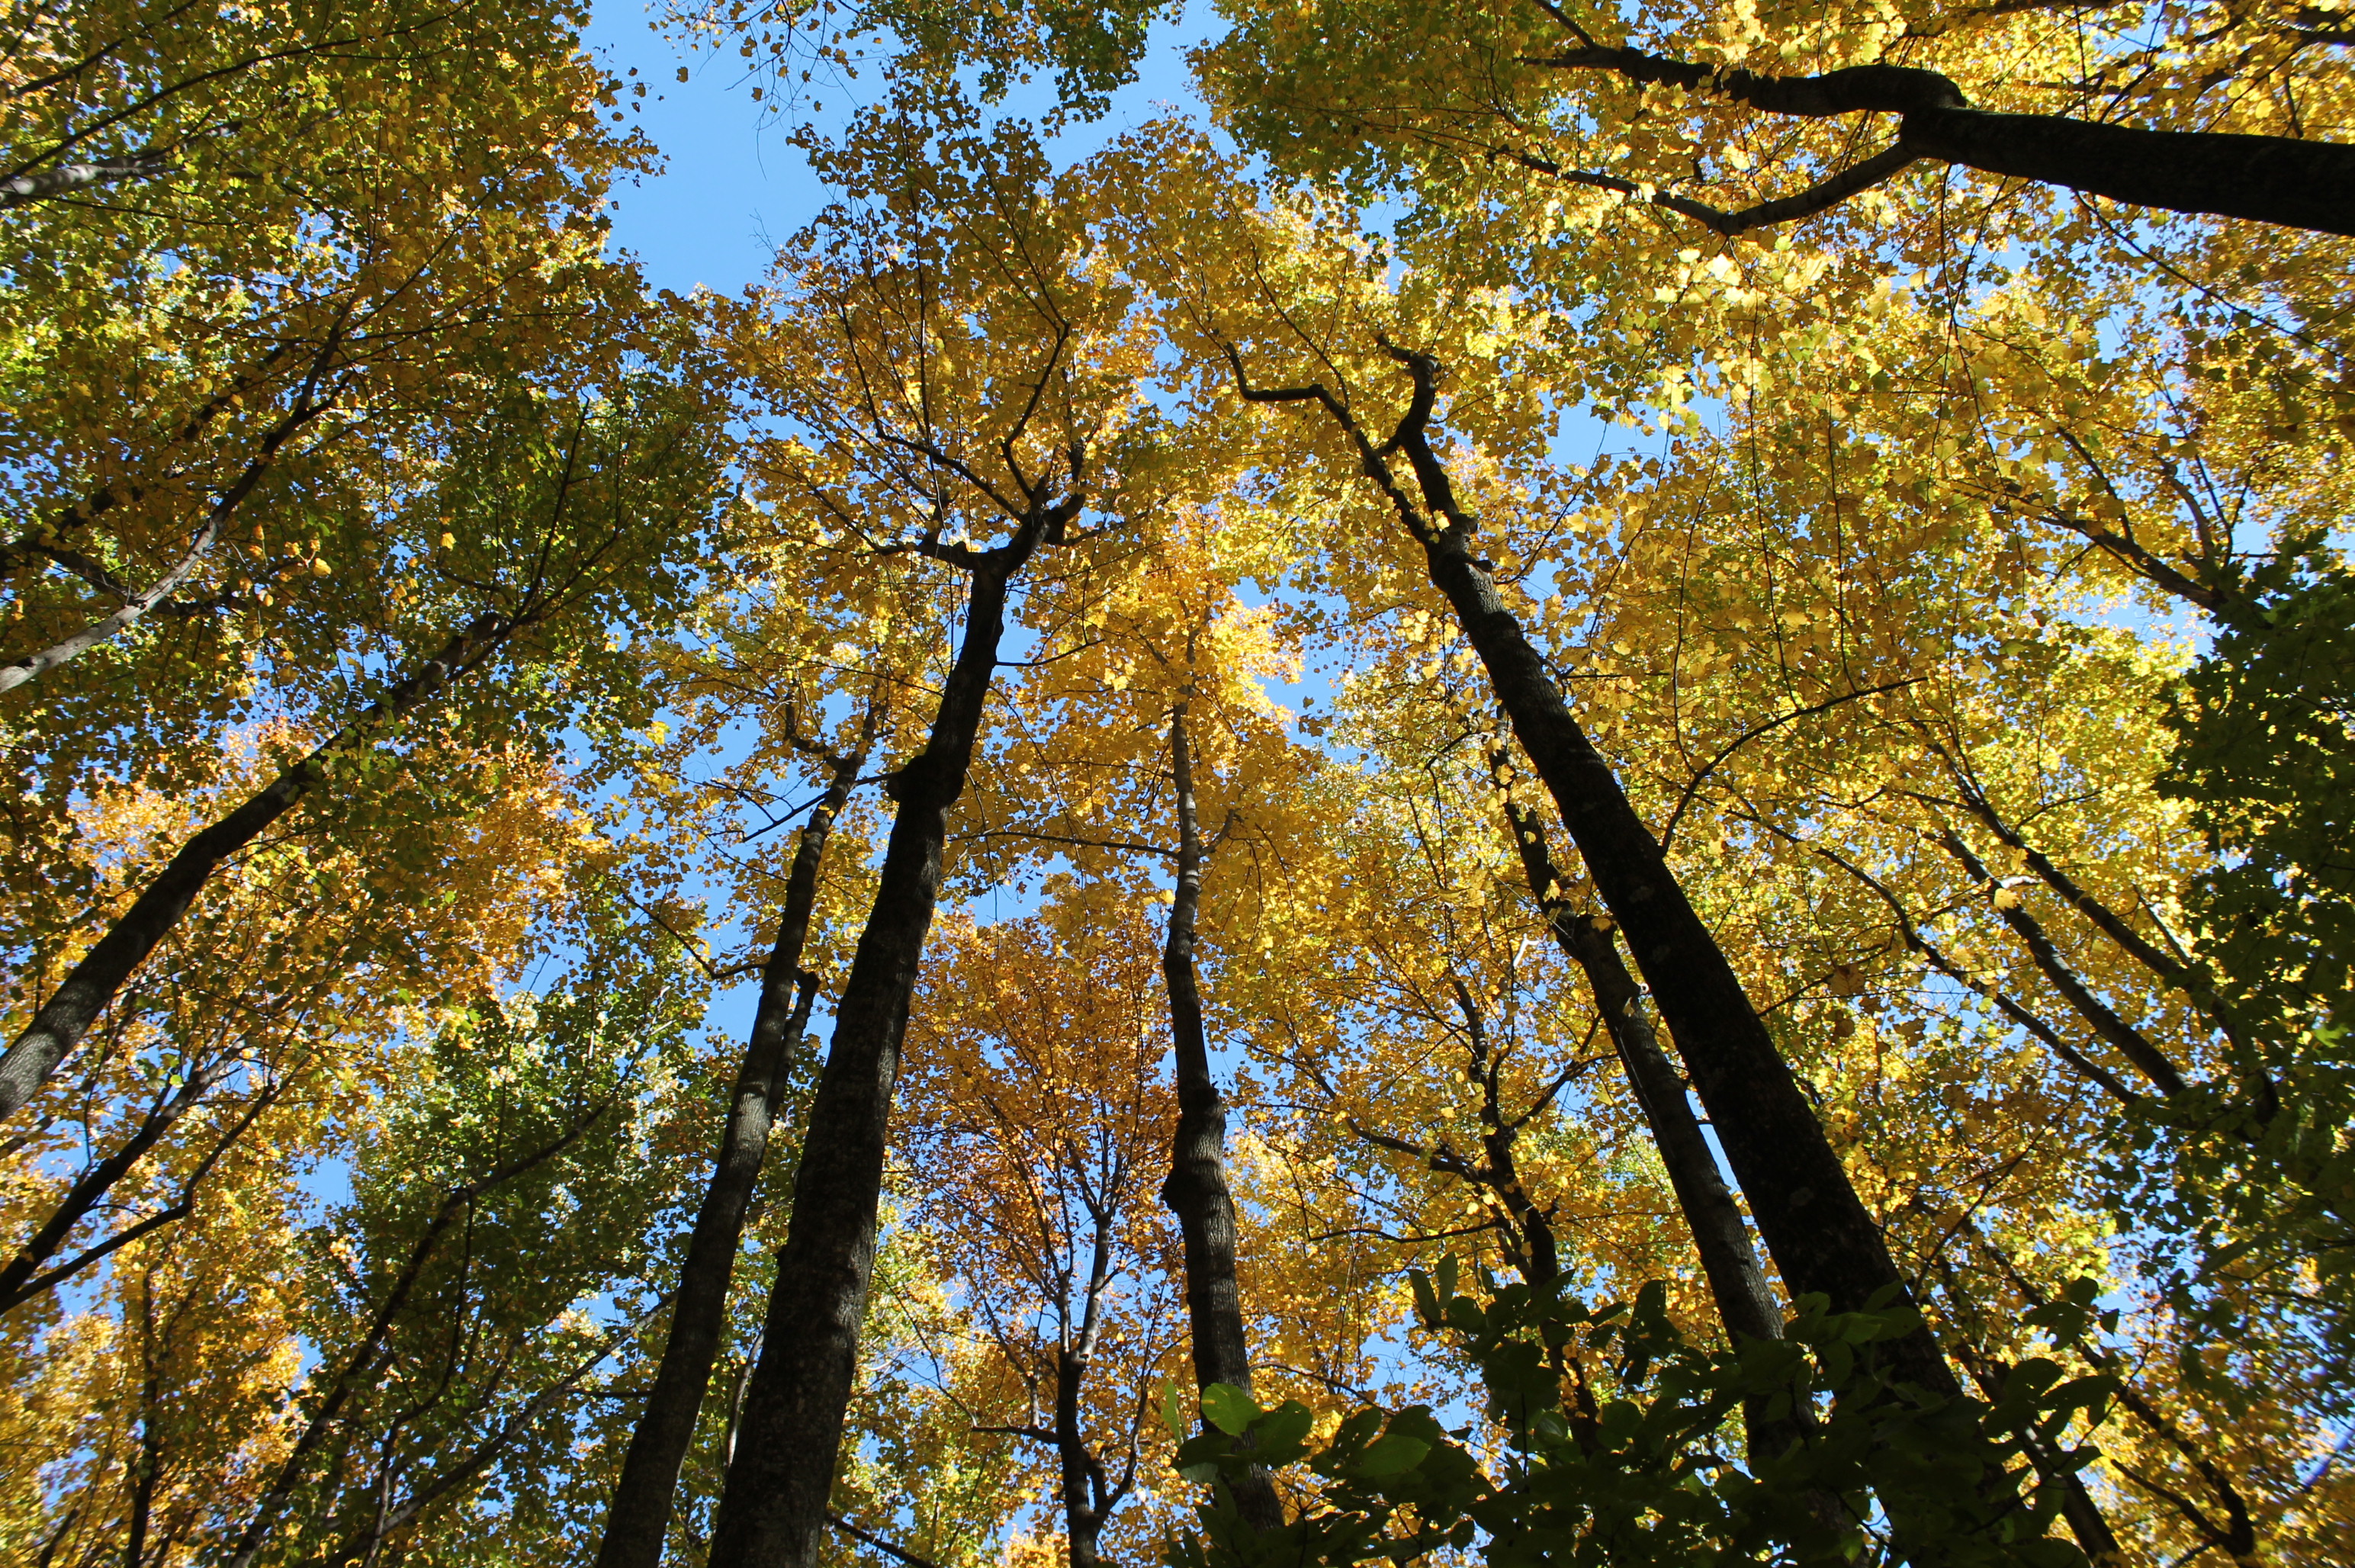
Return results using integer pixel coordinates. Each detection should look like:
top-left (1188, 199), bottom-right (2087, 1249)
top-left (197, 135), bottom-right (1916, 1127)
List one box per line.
top-left (0, 2), bottom-right (2347, 1566)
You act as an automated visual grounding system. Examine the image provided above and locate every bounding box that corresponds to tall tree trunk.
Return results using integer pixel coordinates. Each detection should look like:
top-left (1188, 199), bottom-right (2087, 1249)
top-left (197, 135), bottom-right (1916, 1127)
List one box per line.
top-left (0, 612), bottom-right (516, 1124)
top-left (1235, 350), bottom-right (1958, 1396)
top-left (1157, 704), bottom-right (1284, 1532)
top-left (593, 743), bottom-right (867, 1568)
top-left (705, 512), bottom-right (1055, 1568)
top-left (1055, 1345), bottom-right (1107, 1568)
top-left (126, 1273), bottom-right (164, 1568)
top-left (1055, 1202), bottom-right (1120, 1568)
top-left (1493, 778), bottom-right (1783, 1349)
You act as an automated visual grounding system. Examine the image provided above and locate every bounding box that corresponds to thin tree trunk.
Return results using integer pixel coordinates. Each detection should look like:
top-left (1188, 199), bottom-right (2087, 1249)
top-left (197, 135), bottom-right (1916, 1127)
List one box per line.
top-left (1932, 1255), bottom-right (2124, 1566)
top-left (1157, 704), bottom-right (1284, 1531)
top-left (309, 1292), bottom-right (676, 1568)
top-left (0, 1071), bottom-right (275, 1314)
top-left (1056, 1204), bottom-right (1118, 1568)
top-left (1232, 349), bottom-right (1958, 1397)
top-left (0, 386), bottom-right (330, 696)
top-left (593, 743), bottom-right (868, 1568)
top-left (0, 148), bottom-right (173, 208)
top-left (705, 511), bottom-right (1054, 1568)
top-left (126, 1275), bottom-right (163, 1568)
top-left (1494, 781), bottom-right (1785, 1349)
top-left (0, 612), bottom-right (515, 1124)
top-left (217, 1098), bottom-right (609, 1568)
top-left (1935, 830), bottom-right (2190, 1095)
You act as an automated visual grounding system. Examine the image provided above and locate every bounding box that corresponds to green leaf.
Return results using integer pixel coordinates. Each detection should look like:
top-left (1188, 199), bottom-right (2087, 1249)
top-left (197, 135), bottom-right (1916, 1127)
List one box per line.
top-left (1201, 1382), bottom-right (1260, 1437)
top-left (1354, 1432), bottom-right (1430, 1477)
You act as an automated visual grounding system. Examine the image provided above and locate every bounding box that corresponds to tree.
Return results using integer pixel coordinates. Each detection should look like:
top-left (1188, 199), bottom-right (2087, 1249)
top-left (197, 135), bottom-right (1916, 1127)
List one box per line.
top-left (898, 900), bottom-right (1187, 1568)
top-left (702, 104), bottom-right (1161, 1568)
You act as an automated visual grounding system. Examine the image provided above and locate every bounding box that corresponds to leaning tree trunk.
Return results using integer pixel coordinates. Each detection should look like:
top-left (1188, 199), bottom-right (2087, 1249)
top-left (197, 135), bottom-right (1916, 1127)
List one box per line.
top-left (705, 512), bottom-right (1052, 1568)
top-left (1409, 468), bottom-right (1955, 1394)
top-left (1495, 781), bottom-right (1783, 1350)
top-left (0, 612), bottom-right (516, 1123)
top-left (592, 744), bottom-right (867, 1568)
top-left (1158, 704), bottom-right (1284, 1531)
top-left (1239, 349), bottom-right (1958, 1396)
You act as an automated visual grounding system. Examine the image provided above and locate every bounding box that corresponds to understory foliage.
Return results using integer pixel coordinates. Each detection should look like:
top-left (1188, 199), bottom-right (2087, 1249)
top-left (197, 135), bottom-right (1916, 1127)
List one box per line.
top-left (1, 1), bottom-right (2350, 1566)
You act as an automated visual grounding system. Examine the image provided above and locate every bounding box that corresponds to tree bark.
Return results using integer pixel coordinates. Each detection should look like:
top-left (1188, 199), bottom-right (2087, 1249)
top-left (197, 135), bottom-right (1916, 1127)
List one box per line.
top-left (705, 508), bottom-right (1057, 1568)
top-left (1055, 1203), bottom-right (1119, 1568)
top-left (1535, 47), bottom-right (2355, 236)
top-left (1493, 781), bottom-right (1785, 1349)
top-left (593, 742), bottom-right (866, 1568)
top-left (0, 612), bottom-right (516, 1125)
top-left (1935, 831), bottom-right (2190, 1095)
top-left (0, 147), bottom-right (173, 209)
top-left (1232, 347), bottom-right (1958, 1396)
top-left (0, 385), bottom-right (331, 696)
top-left (1157, 704), bottom-right (1284, 1532)
top-left (1901, 104), bottom-right (2355, 238)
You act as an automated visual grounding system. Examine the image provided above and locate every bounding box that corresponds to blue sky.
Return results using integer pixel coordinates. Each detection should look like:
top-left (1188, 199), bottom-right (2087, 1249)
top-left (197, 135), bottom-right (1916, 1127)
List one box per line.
top-left (581, 1), bottom-right (1219, 299)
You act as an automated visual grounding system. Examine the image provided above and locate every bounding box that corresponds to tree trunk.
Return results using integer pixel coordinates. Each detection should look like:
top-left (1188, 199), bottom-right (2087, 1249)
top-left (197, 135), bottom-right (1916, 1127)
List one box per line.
top-left (1056, 1203), bottom-right (1118, 1568)
top-left (1418, 503), bottom-right (1952, 1393)
top-left (1157, 705), bottom-right (1284, 1532)
top-left (1538, 47), bottom-right (2355, 236)
top-left (0, 613), bottom-right (516, 1124)
top-left (705, 516), bottom-right (1051, 1568)
top-left (593, 744), bottom-right (866, 1568)
top-left (1496, 786), bottom-right (1785, 1349)
top-left (1936, 830), bottom-right (2190, 1095)
top-left (0, 387), bottom-right (329, 695)
top-left (0, 148), bottom-right (174, 209)
top-left (1239, 347), bottom-right (1955, 1396)
top-left (1901, 104), bottom-right (2355, 238)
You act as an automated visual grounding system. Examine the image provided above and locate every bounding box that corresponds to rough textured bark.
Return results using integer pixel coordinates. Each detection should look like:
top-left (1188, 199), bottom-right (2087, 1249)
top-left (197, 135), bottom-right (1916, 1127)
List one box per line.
top-left (592, 742), bottom-right (866, 1568)
top-left (1232, 347), bottom-right (1958, 1396)
top-left (705, 506), bottom-right (1059, 1568)
top-left (1494, 780), bottom-right (1784, 1348)
top-left (1157, 705), bottom-right (1284, 1532)
top-left (0, 613), bottom-right (516, 1125)
top-left (1535, 45), bottom-right (2355, 236)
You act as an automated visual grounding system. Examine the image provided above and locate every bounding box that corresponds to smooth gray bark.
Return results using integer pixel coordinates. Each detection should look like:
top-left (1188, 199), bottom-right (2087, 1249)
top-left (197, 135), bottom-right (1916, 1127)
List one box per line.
top-left (0, 148), bottom-right (172, 208)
